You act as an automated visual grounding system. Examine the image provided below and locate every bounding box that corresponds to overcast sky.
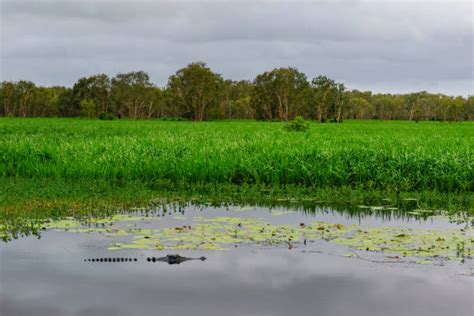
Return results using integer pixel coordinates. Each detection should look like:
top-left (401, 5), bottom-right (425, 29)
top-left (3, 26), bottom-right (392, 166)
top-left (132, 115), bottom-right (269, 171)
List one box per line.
top-left (1, 0), bottom-right (472, 95)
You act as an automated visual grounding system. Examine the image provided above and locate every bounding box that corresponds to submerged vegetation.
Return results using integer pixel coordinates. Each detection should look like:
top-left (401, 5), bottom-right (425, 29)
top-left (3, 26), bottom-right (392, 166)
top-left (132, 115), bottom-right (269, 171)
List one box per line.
top-left (29, 212), bottom-right (474, 264)
top-left (2, 175), bottom-right (472, 243)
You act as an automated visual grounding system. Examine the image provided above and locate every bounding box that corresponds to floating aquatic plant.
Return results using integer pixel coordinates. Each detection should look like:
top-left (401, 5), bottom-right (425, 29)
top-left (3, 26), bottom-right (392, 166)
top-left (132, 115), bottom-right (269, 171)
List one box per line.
top-left (41, 215), bottom-right (473, 264)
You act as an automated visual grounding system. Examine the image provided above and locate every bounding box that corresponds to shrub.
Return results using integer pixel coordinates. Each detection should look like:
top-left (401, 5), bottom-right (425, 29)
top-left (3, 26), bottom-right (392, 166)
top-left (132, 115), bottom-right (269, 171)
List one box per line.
top-left (284, 116), bottom-right (310, 132)
top-left (98, 112), bottom-right (115, 120)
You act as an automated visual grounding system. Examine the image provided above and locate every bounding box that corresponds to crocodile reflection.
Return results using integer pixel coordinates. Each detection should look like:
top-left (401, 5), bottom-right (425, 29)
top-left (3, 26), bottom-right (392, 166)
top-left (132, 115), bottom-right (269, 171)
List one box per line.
top-left (83, 254), bottom-right (207, 265)
top-left (84, 257), bottom-right (138, 263)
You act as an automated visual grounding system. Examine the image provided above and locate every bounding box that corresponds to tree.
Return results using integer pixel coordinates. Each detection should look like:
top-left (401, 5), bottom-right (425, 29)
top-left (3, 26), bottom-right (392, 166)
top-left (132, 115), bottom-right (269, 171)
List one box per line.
top-left (371, 94), bottom-right (405, 120)
top-left (1, 63), bottom-right (473, 121)
top-left (0, 81), bottom-right (17, 116)
top-left (57, 88), bottom-right (75, 117)
top-left (252, 67), bottom-right (309, 121)
top-left (111, 71), bottom-right (158, 118)
top-left (331, 83), bottom-right (348, 122)
top-left (311, 76), bottom-right (346, 122)
top-left (16, 81), bottom-right (36, 117)
top-left (166, 62), bottom-right (224, 121)
top-left (221, 80), bottom-right (254, 119)
top-left (447, 97), bottom-right (465, 122)
top-left (80, 99), bottom-right (96, 118)
top-left (405, 92), bottom-right (419, 121)
top-left (347, 97), bottom-right (373, 119)
top-left (29, 87), bottom-right (59, 117)
top-left (72, 74), bottom-right (111, 117)
top-left (463, 96), bottom-right (474, 121)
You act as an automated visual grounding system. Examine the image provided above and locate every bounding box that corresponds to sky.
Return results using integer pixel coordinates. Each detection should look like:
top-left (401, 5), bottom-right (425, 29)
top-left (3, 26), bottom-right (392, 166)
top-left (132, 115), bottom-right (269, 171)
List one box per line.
top-left (1, 0), bottom-right (472, 95)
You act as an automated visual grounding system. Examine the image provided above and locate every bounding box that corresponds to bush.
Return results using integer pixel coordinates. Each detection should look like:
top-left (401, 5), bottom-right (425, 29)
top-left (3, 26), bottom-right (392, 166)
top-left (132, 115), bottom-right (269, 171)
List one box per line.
top-left (159, 117), bottom-right (190, 121)
top-left (284, 116), bottom-right (310, 132)
top-left (98, 112), bottom-right (115, 120)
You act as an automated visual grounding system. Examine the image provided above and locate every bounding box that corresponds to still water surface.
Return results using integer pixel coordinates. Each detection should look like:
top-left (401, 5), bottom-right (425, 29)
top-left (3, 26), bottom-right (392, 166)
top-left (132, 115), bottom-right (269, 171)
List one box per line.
top-left (1, 205), bottom-right (472, 316)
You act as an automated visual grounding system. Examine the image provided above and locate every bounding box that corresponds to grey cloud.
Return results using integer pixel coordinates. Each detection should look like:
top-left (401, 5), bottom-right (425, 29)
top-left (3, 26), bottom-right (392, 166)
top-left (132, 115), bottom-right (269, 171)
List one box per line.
top-left (1, 0), bottom-right (472, 95)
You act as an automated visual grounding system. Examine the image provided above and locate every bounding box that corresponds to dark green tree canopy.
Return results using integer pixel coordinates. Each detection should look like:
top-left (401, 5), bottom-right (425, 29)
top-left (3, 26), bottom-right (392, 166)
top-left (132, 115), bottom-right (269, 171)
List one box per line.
top-left (252, 67), bottom-right (309, 121)
top-left (72, 74), bottom-right (110, 117)
top-left (1, 62), bottom-right (472, 121)
top-left (166, 62), bottom-right (224, 121)
top-left (311, 75), bottom-right (348, 122)
top-left (111, 71), bottom-right (159, 118)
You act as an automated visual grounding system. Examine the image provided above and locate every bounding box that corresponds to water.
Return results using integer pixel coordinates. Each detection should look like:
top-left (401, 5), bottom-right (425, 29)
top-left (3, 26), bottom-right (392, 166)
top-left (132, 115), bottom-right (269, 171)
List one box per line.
top-left (1, 205), bottom-right (473, 316)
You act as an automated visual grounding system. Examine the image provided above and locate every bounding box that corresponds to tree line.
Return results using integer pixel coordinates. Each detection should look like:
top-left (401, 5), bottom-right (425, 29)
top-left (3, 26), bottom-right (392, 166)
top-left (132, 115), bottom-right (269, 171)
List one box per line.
top-left (1, 62), bottom-right (472, 121)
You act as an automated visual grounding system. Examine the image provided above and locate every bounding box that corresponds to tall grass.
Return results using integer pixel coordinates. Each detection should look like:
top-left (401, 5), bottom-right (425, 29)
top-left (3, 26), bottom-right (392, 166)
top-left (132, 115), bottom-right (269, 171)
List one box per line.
top-left (0, 118), bottom-right (472, 192)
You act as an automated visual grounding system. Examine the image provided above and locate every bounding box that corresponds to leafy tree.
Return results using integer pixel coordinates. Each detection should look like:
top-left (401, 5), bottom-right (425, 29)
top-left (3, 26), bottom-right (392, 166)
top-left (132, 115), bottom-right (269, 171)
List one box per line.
top-left (463, 96), bottom-right (474, 120)
top-left (447, 97), bottom-right (465, 122)
top-left (347, 97), bottom-right (374, 119)
top-left (29, 87), bottom-right (57, 116)
top-left (72, 74), bottom-right (110, 117)
top-left (311, 76), bottom-right (347, 122)
top-left (166, 62), bottom-right (224, 121)
top-left (1, 63), bottom-right (472, 122)
top-left (79, 99), bottom-right (96, 118)
top-left (252, 67), bottom-right (309, 121)
top-left (111, 71), bottom-right (158, 118)
top-left (0, 81), bottom-right (17, 116)
top-left (221, 80), bottom-right (254, 119)
top-left (371, 94), bottom-right (405, 120)
top-left (16, 81), bottom-right (36, 117)
top-left (331, 83), bottom-right (348, 122)
top-left (57, 88), bottom-right (75, 117)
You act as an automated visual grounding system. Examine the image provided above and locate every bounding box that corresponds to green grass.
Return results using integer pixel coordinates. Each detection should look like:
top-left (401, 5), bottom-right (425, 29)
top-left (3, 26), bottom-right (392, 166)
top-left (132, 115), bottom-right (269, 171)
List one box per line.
top-left (1, 118), bottom-right (473, 240)
top-left (1, 118), bottom-right (472, 192)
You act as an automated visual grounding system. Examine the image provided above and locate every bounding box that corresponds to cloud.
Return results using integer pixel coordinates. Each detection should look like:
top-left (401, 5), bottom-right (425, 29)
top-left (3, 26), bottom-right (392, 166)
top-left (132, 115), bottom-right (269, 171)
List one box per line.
top-left (1, 0), bottom-right (472, 95)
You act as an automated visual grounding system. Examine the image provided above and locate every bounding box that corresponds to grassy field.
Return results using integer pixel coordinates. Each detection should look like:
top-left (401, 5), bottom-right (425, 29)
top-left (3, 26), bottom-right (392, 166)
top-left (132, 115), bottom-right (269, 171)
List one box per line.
top-left (1, 118), bottom-right (472, 239)
top-left (1, 118), bottom-right (472, 191)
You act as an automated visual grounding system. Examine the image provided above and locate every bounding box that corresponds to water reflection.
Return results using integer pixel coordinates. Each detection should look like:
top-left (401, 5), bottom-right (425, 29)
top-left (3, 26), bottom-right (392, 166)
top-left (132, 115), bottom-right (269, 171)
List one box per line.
top-left (1, 233), bottom-right (472, 316)
top-left (1, 198), bottom-right (471, 243)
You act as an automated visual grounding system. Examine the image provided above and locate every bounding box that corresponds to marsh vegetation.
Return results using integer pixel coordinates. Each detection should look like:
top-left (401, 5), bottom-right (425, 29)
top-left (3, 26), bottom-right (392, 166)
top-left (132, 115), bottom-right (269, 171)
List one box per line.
top-left (0, 117), bottom-right (472, 316)
top-left (1, 119), bottom-right (472, 192)
top-left (0, 118), bottom-right (472, 252)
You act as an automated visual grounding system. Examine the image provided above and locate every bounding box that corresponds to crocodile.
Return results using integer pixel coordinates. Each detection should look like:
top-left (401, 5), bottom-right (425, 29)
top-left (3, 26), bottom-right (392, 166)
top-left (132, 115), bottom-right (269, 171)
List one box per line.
top-left (147, 254), bottom-right (207, 265)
